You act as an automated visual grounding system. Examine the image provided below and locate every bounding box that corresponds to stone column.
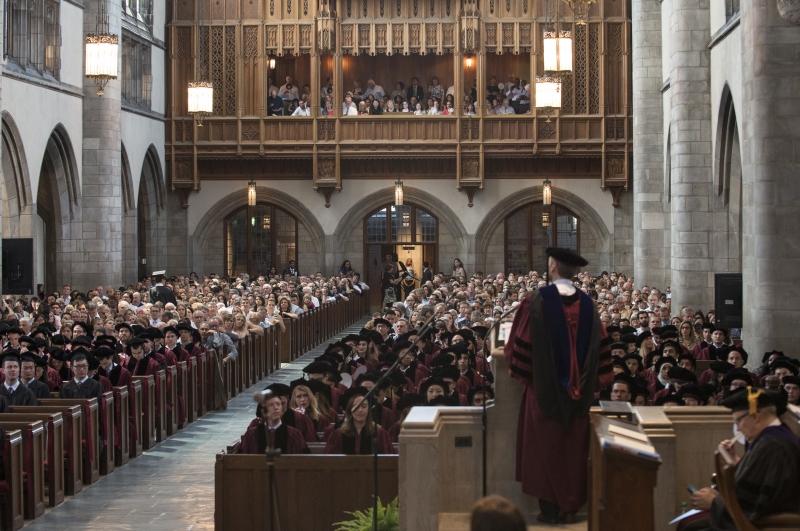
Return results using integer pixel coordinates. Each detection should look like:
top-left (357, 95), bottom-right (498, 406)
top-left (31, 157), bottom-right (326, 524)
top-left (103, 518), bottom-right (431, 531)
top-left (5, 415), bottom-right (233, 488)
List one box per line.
top-left (76, 0), bottom-right (123, 290)
top-left (632, 0), bottom-right (668, 288)
top-left (668, 0), bottom-right (713, 312)
top-left (741, 0), bottom-right (800, 357)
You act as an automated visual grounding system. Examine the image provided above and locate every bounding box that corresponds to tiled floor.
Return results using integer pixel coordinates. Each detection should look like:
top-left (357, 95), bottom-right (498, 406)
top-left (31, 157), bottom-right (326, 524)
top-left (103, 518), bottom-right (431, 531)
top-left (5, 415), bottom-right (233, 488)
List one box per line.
top-left (25, 322), bottom-right (366, 530)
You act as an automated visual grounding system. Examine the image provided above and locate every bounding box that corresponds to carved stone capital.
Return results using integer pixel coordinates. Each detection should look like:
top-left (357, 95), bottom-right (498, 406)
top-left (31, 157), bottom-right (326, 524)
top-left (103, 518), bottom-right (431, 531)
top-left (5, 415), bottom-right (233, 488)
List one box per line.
top-left (778, 0), bottom-right (800, 24)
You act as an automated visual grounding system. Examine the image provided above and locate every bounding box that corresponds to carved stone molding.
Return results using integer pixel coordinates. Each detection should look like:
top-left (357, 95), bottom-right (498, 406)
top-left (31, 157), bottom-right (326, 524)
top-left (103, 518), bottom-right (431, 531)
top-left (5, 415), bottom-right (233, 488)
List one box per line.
top-left (777, 0), bottom-right (800, 24)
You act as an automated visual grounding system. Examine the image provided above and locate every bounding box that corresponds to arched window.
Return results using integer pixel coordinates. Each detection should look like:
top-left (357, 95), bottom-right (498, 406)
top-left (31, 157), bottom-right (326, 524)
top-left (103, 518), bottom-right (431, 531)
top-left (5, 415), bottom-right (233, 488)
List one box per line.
top-left (505, 203), bottom-right (580, 274)
top-left (224, 203), bottom-right (297, 277)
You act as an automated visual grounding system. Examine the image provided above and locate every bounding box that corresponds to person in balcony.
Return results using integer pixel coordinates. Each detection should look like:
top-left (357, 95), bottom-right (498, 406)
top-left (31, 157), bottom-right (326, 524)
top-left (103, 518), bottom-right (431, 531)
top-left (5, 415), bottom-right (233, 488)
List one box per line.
top-left (364, 78), bottom-right (385, 100)
top-left (385, 99), bottom-right (396, 113)
top-left (429, 77), bottom-right (444, 101)
top-left (401, 101), bottom-right (410, 113)
top-left (278, 75), bottom-right (299, 102)
top-left (409, 96), bottom-right (420, 113)
top-left (268, 88), bottom-right (284, 116)
top-left (342, 94), bottom-right (358, 116)
top-left (407, 77), bottom-right (425, 103)
top-left (428, 99), bottom-right (441, 115)
top-left (291, 99), bottom-right (311, 117)
top-left (369, 99), bottom-right (383, 115)
top-left (391, 81), bottom-right (405, 101)
top-left (358, 101), bottom-right (369, 115)
top-left (497, 97), bottom-right (516, 115)
top-left (414, 102), bottom-right (424, 116)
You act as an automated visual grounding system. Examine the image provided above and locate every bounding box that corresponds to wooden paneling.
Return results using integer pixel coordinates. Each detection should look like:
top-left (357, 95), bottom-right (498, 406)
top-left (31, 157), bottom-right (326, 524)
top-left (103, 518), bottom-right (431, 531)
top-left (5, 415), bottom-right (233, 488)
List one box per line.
top-left (215, 455), bottom-right (399, 531)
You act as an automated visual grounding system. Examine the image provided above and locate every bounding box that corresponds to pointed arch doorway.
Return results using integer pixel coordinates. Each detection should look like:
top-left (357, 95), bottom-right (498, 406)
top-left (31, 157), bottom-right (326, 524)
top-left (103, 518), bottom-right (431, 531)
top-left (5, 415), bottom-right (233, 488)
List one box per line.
top-left (363, 203), bottom-right (438, 309)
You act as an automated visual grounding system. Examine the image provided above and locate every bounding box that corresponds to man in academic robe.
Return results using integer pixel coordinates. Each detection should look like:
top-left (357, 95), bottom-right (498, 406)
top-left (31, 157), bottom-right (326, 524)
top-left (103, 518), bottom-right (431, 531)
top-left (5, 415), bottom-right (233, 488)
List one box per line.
top-left (240, 390), bottom-right (308, 454)
top-left (687, 387), bottom-right (800, 530)
top-left (0, 351), bottom-right (38, 405)
top-left (20, 353), bottom-right (52, 399)
top-left (96, 345), bottom-right (131, 387)
top-left (60, 350), bottom-right (102, 401)
top-left (126, 336), bottom-right (162, 377)
top-left (266, 383), bottom-right (317, 442)
top-left (506, 247), bottom-right (604, 525)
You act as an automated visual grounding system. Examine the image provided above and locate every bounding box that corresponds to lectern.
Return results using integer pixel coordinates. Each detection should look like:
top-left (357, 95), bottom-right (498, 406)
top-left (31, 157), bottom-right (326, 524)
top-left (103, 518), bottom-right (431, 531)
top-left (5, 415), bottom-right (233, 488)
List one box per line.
top-left (589, 414), bottom-right (661, 531)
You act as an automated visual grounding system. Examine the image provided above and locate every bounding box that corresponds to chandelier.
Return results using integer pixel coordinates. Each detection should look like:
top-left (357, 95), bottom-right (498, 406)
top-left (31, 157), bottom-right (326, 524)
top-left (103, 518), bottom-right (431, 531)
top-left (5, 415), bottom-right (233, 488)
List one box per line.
top-left (247, 181), bottom-right (257, 207)
top-left (543, 29), bottom-right (573, 72)
top-left (84, 0), bottom-right (119, 96)
top-left (188, 21), bottom-right (214, 126)
top-left (394, 179), bottom-right (404, 206)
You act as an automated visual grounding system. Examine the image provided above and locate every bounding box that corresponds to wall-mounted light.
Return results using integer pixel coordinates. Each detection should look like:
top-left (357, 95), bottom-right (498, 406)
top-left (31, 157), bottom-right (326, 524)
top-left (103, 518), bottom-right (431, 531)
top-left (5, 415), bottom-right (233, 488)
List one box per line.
top-left (542, 211), bottom-right (551, 228)
top-left (464, 55), bottom-right (474, 69)
top-left (268, 58), bottom-right (276, 70)
top-left (394, 179), bottom-right (404, 206)
top-left (543, 179), bottom-right (552, 206)
top-left (247, 180), bottom-right (257, 206)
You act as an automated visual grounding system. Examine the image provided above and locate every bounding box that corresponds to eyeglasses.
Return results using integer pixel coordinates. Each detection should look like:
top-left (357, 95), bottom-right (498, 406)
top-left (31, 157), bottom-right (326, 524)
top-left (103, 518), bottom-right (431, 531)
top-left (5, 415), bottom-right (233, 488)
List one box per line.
top-left (733, 413), bottom-right (750, 426)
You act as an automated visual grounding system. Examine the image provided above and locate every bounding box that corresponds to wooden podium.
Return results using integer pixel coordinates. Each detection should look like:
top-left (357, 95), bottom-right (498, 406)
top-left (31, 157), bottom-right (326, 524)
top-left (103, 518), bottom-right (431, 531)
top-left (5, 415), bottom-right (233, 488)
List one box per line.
top-left (589, 414), bottom-right (661, 531)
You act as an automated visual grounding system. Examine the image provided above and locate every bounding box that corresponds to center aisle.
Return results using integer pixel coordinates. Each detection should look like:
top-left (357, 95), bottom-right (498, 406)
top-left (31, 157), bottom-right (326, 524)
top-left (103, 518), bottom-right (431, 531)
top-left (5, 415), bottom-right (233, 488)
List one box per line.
top-left (25, 320), bottom-right (367, 531)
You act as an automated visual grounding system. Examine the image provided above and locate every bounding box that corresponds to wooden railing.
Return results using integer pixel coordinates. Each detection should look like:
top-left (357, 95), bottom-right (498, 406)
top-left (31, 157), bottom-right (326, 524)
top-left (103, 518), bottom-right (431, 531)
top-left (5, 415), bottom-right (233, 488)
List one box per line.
top-left (0, 293), bottom-right (368, 528)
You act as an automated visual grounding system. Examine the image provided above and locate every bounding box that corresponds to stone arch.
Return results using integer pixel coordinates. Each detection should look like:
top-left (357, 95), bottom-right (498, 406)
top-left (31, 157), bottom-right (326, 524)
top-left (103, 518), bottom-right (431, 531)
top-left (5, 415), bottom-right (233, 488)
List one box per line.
top-left (192, 186), bottom-right (326, 276)
top-left (36, 124), bottom-right (80, 292)
top-left (137, 145), bottom-right (167, 279)
top-left (331, 186), bottom-right (470, 276)
top-left (1, 112), bottom-right (33, 237)
top-left (713, 85), bottom-right (743, 272)
top-left (474, 185), bottom-right (612, 273)
top-left (121, 143), bottom-right (138, 283)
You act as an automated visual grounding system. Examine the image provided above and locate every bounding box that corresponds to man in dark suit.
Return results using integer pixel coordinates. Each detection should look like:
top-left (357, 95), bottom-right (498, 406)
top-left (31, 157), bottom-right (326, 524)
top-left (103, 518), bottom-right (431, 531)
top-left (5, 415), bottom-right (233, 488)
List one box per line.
top-left (59, 350), bottom-right (102, 401)
top-left (0, 351), bottom-right (38, 405)
top-left (406, 77), bottom-right (425, 103)
top-left (20, 353), bottom-right (51, 400)
top-left (150, 271), bottom-right (177, 305)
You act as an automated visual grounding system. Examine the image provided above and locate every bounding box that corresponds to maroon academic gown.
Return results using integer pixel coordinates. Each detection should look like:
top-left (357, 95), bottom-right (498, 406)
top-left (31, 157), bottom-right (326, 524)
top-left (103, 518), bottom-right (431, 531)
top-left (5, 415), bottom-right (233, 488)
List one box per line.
top-left (324, 425), bottom-right (395, 454)
top-left (240, 420), bottom-right (309, 454)
top-left (507, 290), bottom-right (604, 513)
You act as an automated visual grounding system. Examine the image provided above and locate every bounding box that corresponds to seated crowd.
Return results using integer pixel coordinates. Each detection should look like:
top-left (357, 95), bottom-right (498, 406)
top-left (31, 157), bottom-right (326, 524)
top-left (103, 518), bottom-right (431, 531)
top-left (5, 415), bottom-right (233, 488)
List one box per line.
top-left (267, 73), bottom-right (532, 116)
top-left (239, 267), bottom-right (800, 460)
top-left (0, 269), bottom-right (368, 411)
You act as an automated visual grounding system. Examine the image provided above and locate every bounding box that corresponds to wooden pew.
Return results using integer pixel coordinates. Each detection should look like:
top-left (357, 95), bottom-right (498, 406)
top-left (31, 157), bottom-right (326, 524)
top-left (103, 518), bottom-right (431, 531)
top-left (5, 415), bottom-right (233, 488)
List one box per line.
top-left (98, 391), bottom-right (115, 475)
top-left (0, 412), bottom-right (64, 508)
top-left (176, 361), bottom-right (188, 429)
top-left (165, 364), bottom-right (178, 436)
top-left (0, 429), bottom-right (24, 531)
top-left (132, 375), bottom-right (156, 450)
top-left (112, 385), bottom-right (129, 466)
top-left (154, 369), bottom-right (167, 442)
top-left (39, 398), bottom-right (100, 485)
top-left (196, 352), bottom-right (208, 417)
top-left (128, 379), bottom-right (143, 458)
top-left (588, 414), bottom-right (661, 531)
top-left (215, 454), bottom-right (399, 531)
top-left (186, 357), bottom-right (197, 424)
top-left (9, 405), bottom-right (83, 496)
top-left (0, 420), bottom-right (45, 520)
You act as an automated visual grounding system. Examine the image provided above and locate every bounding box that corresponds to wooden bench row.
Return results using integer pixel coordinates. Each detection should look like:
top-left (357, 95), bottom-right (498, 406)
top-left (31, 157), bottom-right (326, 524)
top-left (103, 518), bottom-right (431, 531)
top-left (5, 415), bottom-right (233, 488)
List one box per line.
top-left (0, 294), bottom-right (367, 530)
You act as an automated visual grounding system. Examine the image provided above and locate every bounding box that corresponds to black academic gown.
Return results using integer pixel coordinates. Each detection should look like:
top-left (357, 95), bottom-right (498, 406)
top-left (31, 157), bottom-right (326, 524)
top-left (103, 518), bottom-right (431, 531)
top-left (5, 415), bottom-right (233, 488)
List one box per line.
top-left (60, 377), bottom-right (103, 401)
top-left (23, 379), bottom-right (51, 400)
top-left (0, 383), bottom-right (38, 406)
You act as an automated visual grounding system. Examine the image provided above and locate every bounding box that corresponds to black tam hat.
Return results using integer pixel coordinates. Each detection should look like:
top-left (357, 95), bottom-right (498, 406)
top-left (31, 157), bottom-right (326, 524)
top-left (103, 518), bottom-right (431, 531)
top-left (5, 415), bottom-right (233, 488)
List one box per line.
top-left (721, 387), bottom-right (787, 416)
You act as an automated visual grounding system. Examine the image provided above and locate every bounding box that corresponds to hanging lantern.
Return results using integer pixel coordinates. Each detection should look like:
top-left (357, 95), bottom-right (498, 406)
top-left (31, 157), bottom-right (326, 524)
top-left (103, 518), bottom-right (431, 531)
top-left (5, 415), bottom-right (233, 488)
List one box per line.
top-left (84, 0), bottom-right (119, 96)
top-left (394, 179), bottom-right (404, 206)
top-left (543, 29), bottom-right (573, 72)
top-left (247, 180), bottom-right (257, 207)
top-left (535, 75), bottom-right (562, 110)
top-left (188, 81), bottom-right (214, 124)
top-left (268, 58), bottom-right (277, 70)
top-left (543, 179), bottom-right (552, 206)
top-left (541, 211), bottom-right (551, 228)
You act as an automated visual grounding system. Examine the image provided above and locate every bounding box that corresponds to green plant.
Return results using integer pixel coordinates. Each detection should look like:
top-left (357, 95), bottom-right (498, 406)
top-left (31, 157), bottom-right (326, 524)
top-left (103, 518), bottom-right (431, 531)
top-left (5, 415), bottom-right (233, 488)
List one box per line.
top-left (333, 497), bottom-right (400, 531)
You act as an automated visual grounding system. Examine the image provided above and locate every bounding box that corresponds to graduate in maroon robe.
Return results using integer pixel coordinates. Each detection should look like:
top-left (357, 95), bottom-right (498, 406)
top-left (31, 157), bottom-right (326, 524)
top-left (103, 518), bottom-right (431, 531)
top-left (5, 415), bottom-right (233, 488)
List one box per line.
top-left (240, 390), bottom-right (309, 454)
top-left (324, 387), bottom-right (395, 454)
top-left (506, 247), bottom-right (604, 525)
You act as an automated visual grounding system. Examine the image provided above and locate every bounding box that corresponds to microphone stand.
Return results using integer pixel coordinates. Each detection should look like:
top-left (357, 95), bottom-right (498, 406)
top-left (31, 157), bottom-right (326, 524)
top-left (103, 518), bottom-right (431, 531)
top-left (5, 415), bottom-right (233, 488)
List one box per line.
top-left (350, 312), bottom-right (438, 531)
top-left (264, 423), bottom-right (283, 531)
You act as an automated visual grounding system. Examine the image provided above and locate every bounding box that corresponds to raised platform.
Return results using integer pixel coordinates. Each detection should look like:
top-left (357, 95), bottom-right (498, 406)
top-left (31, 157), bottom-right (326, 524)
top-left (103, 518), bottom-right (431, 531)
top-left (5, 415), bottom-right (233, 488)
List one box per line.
top-left (438, 513), bottom-right (587, 531)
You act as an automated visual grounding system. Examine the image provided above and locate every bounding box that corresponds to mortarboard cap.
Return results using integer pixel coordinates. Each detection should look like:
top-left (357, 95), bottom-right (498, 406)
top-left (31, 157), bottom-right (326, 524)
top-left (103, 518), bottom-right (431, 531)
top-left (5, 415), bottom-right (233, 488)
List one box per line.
top-left (545, 247), bottom-right (589, 268)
